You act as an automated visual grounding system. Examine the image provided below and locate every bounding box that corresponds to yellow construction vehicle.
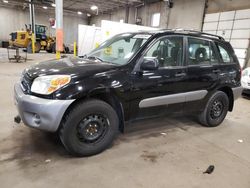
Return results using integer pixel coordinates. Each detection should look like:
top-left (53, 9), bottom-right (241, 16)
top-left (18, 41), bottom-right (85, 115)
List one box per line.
top-left (9, 24), bottom-right (57, 53)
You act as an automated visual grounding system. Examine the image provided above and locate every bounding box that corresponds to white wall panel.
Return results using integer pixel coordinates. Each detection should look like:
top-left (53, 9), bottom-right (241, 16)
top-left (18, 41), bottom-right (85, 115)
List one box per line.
top-left (217, 30), bottom-right (232, 39)
top-left (233, 19), bottom-right (250, 29)
top-left (238, 58), bottom-right (246, 68)
top-left (219, 11), bottom-right (235, 21)
top-left (231, 30), bottom-right (250, 39)
top-left (203, 22), bottom-right (218, 31)
top-left (234, 49), bottom-right (248, 59)
top-left (78, 25), bottom-right (101, 56)
top-left (235, 9), bottom-right (250, 19)
top-left (230, 39), bottom-right (250, 49)
top-left (204, 13), bottom-right (220, 22)
top-left (205, 30), bottom-right (217, 35)
top-left (203, 9), bottom-right (250, 68)
top-left (218, 21), bottom-right (233, 30)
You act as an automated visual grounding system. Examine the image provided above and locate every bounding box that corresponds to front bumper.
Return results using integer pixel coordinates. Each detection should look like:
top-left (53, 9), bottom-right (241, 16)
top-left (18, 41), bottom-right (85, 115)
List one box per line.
top-left (14, 83), bottom-right (75, 132)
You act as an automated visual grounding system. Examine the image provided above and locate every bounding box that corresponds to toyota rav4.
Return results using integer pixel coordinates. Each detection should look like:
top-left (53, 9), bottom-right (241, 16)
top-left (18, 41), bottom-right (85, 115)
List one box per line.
top-left (14, 30), bottom-right (243, 156)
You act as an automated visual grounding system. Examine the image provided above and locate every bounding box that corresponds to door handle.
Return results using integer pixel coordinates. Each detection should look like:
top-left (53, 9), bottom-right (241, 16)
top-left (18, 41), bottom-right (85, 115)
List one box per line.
top-left (212, 69), bottom-right (221, 73)
top-left (175, 72), bottom-right (186, 77)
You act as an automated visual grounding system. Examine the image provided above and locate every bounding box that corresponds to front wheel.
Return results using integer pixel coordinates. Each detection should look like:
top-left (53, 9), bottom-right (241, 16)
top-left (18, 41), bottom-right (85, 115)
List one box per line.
top-left (27, 41), bottom-right (41, 53)
top-left (59, 99), bottom-right (119, 156)
top-left (199, 91), bottom-right (229, 127)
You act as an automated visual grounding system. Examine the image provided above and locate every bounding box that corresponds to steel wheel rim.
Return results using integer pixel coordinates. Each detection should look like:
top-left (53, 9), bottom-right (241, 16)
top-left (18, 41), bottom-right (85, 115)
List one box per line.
top-left (210, 100), bottom-right (224, 119)
top-left (77, 114), bottom-right (110, 143)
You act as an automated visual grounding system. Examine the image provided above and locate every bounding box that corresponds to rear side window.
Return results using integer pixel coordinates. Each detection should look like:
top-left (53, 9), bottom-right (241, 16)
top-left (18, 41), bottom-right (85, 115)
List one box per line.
top-left (188, 38), bottom-right (218, 66)
top-left (216, 43), bottom-right (234, 63)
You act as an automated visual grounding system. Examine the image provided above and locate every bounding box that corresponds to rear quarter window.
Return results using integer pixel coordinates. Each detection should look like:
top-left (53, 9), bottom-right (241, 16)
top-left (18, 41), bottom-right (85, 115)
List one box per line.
top-left (216, 42), bottom-right (235, 64)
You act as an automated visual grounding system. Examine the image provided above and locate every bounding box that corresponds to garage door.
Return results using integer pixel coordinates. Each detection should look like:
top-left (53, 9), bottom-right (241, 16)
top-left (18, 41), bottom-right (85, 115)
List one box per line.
top-left (203, 9), bottom-right (250, 68)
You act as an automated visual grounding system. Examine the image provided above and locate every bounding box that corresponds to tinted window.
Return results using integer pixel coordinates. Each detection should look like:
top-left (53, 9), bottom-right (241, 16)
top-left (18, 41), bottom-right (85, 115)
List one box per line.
top-left (144, 36), bottom-right (183, 67)
top-left (217, 44), bottom-right (234, 63)
top-left (188, 38), bottom-right (217, 65)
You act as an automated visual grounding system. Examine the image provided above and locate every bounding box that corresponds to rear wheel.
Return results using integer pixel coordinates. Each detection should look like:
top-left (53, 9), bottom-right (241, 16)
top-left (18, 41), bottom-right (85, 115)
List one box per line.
top-left (199, 91), bottom-right (229, 127)
top-left (59, 99), bottom-right (119, 156)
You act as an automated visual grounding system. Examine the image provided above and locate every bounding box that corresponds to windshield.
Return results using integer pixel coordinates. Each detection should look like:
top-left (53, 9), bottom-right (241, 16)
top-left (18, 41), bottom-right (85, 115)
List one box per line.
top-left (86, 33), bottom-right (152, 65)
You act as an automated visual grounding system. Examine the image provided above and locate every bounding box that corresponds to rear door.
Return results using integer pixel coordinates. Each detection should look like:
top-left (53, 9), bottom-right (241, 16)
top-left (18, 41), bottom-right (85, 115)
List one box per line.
top-left (214, 41), bottom-right (241, 87)
top-left (185, 37), bottom-right (220, 92)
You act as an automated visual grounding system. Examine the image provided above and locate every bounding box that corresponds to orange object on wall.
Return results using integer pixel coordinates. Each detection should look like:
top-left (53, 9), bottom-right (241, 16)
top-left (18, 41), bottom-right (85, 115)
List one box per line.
top-left (56, 28), bottom-right (63, 51)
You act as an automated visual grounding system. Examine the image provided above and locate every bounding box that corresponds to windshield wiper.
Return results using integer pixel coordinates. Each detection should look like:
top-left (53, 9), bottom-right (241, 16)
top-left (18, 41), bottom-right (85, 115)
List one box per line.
top-left (87, 56), bottom-right (104, 62)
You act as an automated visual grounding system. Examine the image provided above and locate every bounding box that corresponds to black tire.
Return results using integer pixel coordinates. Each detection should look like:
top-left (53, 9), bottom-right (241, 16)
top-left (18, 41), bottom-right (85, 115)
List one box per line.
top-left (59, 99), bottom-right (119, 156)
top-left (199, 91), bottom-right (229, 127)
top-left (46, 43), bottom-right (56, 53)
top-left (46, 46), bottom-right (53, 53)
top-left (64, 46), bottom-right (70, 54)
top-left (51, 43), bottom-right (56, 53)
top-left (27, 41), bottom-right (41, 53)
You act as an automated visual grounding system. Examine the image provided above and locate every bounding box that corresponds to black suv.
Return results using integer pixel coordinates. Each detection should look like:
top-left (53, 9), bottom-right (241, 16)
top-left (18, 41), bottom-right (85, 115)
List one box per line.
top-left (14, 30), bottom-right (243, 156)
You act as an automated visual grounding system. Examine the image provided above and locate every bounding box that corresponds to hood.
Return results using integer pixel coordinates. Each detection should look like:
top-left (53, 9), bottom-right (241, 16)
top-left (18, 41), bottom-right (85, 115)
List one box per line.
top-left (25, 57), bottom-right (117, 79)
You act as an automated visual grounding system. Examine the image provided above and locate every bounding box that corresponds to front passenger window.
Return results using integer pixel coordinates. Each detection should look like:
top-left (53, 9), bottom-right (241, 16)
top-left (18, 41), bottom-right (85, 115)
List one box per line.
top-left (144, 36), bottom-right (183, 67)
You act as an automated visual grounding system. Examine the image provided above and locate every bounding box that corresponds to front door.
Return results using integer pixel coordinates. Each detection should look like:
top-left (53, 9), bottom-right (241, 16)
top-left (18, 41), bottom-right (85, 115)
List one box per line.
top-left (129, 35), bottom-right (188, 120)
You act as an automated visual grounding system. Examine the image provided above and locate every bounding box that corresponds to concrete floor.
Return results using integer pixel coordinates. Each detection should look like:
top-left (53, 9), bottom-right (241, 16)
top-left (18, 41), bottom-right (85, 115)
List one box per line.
top-left (0, 48), bottom-right (250, 188)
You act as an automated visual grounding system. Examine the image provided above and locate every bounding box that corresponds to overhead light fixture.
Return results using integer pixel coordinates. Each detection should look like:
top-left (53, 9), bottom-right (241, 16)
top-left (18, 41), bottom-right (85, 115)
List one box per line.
top-left (87, 13), bottom-right (91, 17)
top-left (3, 0), bottom-right (8, 3)
top-left (43, 6), bottom-right (48, 9)
top-left (51, 3), bottom-right (56, 7)
top-left (77, 11), bottom-right (82, 15)
top-left (90, 5), bottom-right (98, 10)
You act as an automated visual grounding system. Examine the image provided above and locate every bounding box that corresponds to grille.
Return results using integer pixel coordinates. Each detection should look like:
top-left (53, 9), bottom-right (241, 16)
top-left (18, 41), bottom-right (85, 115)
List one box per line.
top-left (21, 72), bottom-right (33, 94)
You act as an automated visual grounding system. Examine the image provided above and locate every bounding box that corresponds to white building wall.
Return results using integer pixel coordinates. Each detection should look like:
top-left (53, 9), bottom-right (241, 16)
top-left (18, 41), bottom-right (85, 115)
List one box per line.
top-left (203, 9), bottom-right (250, 68)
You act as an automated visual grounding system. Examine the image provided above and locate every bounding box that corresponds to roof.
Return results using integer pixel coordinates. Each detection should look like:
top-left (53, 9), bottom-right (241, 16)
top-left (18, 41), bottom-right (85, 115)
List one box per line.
top-left (136, 29), bottom-right (225, 41)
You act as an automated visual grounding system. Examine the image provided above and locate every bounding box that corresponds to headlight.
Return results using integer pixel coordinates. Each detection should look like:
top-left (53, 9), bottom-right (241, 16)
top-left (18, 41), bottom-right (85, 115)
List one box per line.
top-left (31, 75), bottom-right (71, 95)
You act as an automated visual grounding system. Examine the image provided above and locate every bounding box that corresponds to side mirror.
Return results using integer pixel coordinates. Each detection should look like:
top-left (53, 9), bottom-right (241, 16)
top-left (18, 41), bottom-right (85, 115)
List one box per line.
top-left (141, 57), bottom-right (159, 71)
